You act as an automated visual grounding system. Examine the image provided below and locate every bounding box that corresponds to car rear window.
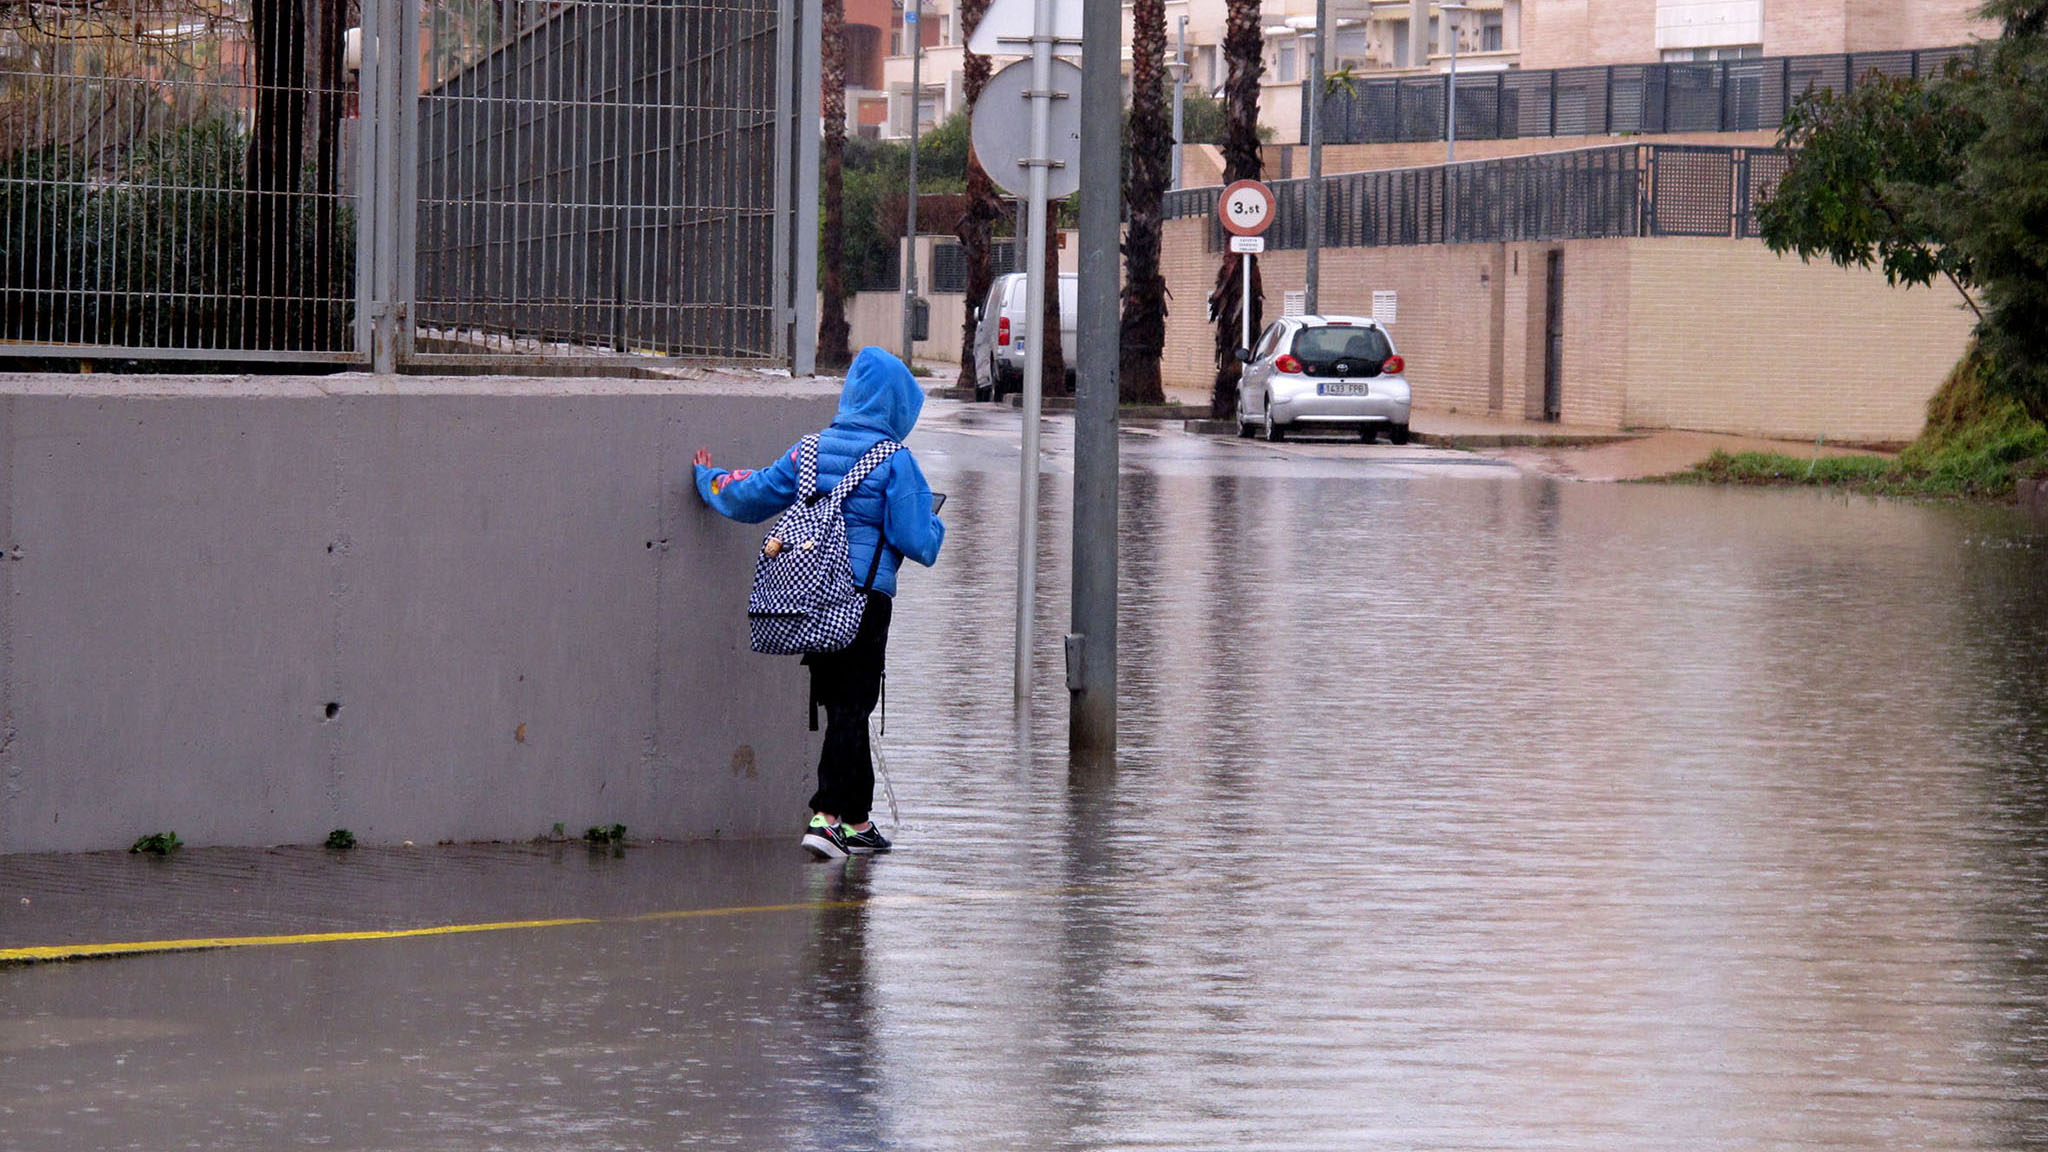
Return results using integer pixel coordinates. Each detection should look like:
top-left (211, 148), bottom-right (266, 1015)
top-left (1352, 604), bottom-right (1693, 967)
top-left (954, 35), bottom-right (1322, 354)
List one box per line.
top-left (1291, 325), bottom-right (1391, 374)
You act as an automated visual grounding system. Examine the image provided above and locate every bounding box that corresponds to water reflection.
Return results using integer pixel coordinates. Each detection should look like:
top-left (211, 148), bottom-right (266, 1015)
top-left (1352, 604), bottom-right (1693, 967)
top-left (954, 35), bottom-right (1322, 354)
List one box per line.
top-left (880, 439), bottom-right (2048, 1150)
top-left (5, 417), bottom-right (2048, 1150)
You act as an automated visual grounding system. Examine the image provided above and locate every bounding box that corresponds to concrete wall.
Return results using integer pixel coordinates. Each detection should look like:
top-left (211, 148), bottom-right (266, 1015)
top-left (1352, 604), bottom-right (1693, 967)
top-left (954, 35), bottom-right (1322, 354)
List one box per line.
top-left (1159, 225), bottom-right (1975, 441)
top-left (0, 373), bottom-right (843, 854)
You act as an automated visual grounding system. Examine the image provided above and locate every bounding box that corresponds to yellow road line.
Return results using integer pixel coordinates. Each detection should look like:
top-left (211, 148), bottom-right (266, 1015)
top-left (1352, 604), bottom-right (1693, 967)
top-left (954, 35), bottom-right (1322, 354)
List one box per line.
top-left (0, 918), bottom-right (599, 965)
top-left (1, 884), bottom-right (1070, 967)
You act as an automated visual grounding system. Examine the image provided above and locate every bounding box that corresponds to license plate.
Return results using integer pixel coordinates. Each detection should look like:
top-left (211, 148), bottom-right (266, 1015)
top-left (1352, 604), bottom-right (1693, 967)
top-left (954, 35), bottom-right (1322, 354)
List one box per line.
top-left (1320, 382), bottom-right (1369, 396)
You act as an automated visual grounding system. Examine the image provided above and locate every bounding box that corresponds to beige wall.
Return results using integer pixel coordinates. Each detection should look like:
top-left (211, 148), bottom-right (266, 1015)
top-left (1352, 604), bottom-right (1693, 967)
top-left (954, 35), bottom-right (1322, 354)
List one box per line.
top-left (1619, 238), bottom-right (1973, 441)
top-left (1159, 225), bottom-right (1973, 442)
top-left (838, 232), bottom-right (1083, 370)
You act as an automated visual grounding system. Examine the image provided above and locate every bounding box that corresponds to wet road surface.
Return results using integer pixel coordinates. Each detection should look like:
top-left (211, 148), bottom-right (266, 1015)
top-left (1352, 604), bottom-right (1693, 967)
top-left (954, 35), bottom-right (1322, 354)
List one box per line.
top-left (5, 400), bottom-right (2048, 1149)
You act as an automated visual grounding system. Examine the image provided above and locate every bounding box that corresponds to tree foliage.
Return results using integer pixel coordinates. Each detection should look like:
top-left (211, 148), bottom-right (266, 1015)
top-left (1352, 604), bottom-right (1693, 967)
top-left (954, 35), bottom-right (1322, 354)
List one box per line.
top-left (1757, 72), bottom-right (1981, 302)
top-left (1943, 0), bottom-right (2048, 420)
top-left (1760, 0), bottom-right (2048, 420)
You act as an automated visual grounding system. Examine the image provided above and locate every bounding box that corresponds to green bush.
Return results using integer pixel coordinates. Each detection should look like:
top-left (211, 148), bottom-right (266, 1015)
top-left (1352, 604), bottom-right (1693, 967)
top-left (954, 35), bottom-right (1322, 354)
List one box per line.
top-left (0, 117), bottom-right (354, 351)
top-left (1673, 351), bottom-right (2048, 500)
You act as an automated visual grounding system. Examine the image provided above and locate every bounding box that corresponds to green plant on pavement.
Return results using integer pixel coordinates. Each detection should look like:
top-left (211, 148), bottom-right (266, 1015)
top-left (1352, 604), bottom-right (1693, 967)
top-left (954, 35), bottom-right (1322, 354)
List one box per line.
top-left (130, 831), bottom-right (183, 856)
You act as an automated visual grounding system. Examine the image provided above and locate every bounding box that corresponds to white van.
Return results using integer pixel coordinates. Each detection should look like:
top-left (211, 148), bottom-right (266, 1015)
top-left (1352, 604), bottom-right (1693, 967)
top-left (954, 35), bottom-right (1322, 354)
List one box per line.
top-left (970, 271), bottom-right (1078, 400)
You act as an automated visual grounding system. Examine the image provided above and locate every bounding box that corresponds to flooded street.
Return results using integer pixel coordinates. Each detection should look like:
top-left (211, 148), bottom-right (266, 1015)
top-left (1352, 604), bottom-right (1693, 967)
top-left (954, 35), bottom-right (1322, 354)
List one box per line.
top-left (6, 401), bottom-right (2048, 1149)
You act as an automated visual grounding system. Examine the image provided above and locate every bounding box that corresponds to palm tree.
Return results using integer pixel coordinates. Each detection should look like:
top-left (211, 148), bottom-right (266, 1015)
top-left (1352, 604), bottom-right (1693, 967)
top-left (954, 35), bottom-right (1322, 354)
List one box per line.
top-left (955, 0), bottom-right (1001, 396)
top-left (1118, 0), bottom-right (1170, 405)
top-left (817, 0), bottom-right (853, 370)
top-left (1207, 0), bottom-right (1264, 418)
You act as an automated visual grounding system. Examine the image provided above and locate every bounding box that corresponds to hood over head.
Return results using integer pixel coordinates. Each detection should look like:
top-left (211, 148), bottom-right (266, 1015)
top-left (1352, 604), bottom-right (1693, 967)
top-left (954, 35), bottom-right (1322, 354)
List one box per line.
top-left (834, 346), bottom-right (923, 440)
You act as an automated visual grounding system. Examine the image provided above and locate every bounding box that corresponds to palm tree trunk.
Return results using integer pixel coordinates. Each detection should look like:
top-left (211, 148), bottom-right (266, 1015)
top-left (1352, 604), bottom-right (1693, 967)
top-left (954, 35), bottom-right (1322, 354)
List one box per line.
top-left (1041, 202), bottom-right (1067, 395)
top-left (817, 0), bottom-right (853, 370)
top-left (1118, 0), bottom-right (1170, 405)
top-left (955, 0), bottom-right (1000, 395)
top-left (1208, 0), bottom-right (1263, 418)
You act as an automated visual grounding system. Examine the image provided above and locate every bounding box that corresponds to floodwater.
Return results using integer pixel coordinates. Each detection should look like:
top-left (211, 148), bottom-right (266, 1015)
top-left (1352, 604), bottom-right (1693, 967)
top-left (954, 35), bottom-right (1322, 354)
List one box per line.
top-left (6, 403), bottom-right (2048, 1150)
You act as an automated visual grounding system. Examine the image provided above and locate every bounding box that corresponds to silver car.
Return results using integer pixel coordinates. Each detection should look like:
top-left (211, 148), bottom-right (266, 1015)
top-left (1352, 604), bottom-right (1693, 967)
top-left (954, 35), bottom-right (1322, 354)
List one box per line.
top-left (1235, 315), bottom-right (1412, 443)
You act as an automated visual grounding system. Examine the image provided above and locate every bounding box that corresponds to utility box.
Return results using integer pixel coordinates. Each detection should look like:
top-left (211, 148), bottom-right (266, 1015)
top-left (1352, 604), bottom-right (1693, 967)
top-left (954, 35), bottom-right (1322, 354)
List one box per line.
top-left (912, 297), bottom-right (930, 342)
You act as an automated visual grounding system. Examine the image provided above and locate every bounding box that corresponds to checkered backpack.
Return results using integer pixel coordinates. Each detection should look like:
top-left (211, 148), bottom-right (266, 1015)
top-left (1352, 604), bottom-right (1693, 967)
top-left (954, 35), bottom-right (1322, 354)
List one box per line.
top-left (746, 435), bottom-right (901, 655)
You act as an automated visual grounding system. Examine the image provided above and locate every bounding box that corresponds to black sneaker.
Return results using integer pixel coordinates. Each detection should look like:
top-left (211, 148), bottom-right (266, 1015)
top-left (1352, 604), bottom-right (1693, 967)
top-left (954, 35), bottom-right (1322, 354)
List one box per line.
top-left (840, 824), bottom-right (892, 855)
top-left (801, 819), bottom-right (850, 860)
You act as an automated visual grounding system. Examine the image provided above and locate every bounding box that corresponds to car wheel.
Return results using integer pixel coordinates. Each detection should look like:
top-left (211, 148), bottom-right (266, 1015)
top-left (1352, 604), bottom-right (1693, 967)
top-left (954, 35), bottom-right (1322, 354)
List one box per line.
top-left (1358, 425), bottom-right (1378, 444)
top-left (1236, 398), bottom-right (1256, 438)
top-left (1262, 397), bottom-right (1286, 442)
top-left (1389, 423), bottom-right (1411, 445)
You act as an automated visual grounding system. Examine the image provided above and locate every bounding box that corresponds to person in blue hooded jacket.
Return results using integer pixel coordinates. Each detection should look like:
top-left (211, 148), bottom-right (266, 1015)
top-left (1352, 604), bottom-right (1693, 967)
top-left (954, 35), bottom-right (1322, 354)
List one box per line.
top-left (693, 346), bottom-right (945, 859)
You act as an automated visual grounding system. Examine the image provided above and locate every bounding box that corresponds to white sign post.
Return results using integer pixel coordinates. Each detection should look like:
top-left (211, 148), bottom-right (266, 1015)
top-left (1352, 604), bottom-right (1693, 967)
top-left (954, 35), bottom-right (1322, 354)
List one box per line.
top-left (969, 27), bottom-right (1082, 707)
top-left (1219, 179), bottom-right (1275, 353)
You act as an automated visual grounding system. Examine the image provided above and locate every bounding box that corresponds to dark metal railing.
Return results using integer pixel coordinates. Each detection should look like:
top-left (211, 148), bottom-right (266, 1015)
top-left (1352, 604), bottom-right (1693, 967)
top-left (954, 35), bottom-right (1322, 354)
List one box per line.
top-left (1305, 45), bottom-right (1977, 146)
top-left (1163, 143), bottom-right (1791, 250)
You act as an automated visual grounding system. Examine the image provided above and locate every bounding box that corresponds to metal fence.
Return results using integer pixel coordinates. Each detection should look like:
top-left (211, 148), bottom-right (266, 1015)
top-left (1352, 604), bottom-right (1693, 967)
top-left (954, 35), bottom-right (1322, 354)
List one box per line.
top-left (1308, 45), bottom-right (1978, 146)
top-left (1163, 143), bottom-right (1787, 250)
top-left (0, 2), bottom-right (357, 360)
top-left (414, 0), bottom-right (785, 363)
top-left (0, 0), bottom-right (791, 367)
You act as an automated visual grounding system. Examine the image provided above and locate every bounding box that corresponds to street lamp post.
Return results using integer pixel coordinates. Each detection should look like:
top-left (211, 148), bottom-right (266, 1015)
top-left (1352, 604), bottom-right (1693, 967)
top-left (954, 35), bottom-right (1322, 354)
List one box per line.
top-left (1440, 1), bottom-right (1468, 163)
top-left (901, 0), bottom-right (924, 362)
top-left (1170, 15), bottom-right (1188, 189)
top-left (1304, 0), bottom-right (1324, 313)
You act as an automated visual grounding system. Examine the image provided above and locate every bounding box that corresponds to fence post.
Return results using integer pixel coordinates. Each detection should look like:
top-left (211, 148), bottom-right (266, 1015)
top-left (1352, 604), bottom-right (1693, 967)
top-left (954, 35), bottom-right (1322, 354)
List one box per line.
top-left (1718, 59), bottom-right (1730, 132)
top-left (1547, 71), bottom-right (1557, 137)
top-left (1603, 66), bottom-right (1613, 135)
top-left (1639, 144), bottom-right (1655, 237)
top-left (357, 0), bottom-right (418, 374)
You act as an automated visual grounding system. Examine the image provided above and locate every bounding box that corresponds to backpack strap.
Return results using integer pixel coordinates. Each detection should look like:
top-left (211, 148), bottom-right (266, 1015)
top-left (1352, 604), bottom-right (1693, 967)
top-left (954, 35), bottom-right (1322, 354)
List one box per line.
top-left (833, 440), bottom-right (900, 592)
top-left (823, 439), bottom-right (901, 508)
top-left (793, 434), bottom-right (821, 502)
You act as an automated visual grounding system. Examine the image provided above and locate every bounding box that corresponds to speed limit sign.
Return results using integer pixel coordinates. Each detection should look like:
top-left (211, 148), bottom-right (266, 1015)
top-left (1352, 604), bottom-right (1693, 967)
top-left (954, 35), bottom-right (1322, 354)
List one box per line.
top-left (1218, 179), bottom-right (1275, 237)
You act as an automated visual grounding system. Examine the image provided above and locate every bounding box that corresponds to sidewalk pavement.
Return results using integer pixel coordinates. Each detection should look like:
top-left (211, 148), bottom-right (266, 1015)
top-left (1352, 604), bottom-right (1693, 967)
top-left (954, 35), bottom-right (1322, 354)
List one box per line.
top-left (0, 839), bottom-right (796, 965)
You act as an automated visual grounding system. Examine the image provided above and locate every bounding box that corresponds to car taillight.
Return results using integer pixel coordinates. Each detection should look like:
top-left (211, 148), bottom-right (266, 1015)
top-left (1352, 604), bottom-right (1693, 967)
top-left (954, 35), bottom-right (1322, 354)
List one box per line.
top-left (1382, 354), bottom-right (1404, 374)
top-left (1274, 354), bottom-right (1303, 375)
top-left (998, 317), bottom-right (1011, 347)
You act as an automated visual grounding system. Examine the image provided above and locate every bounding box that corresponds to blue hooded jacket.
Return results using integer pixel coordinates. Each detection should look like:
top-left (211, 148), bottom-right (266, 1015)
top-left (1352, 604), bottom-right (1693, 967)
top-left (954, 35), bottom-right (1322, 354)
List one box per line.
top-left (695, 346), bottom-right (945, 596)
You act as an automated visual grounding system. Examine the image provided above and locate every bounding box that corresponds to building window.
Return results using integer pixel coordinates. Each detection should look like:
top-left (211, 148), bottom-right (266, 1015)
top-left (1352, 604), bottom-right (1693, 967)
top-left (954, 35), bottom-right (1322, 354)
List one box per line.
top-left (1661, 44), bottom-right (1761, 61)
top-left (1333, 27), bottom-right (1367, 67)
top-left (1277, 42), bottom-right (1297, 83)
top-left (1480, 10), bottom-right (1503, 51)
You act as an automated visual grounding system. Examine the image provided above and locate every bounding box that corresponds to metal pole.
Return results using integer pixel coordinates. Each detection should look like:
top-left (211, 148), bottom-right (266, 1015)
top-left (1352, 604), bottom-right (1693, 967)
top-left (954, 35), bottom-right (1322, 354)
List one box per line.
top-left (1442, 2), bottom-right (1468, 163)
top-left (1014, 0), bottom-right (1054, 708)
top-left (1171, 16), bottom-right (1187, 189)
top-left (394, 0), bottom-right (418, 369)
top-left (1240, 252), bottom-right (1250, 351)
top-left (1305, 0), bottom-right (1324, 313)
top-left (902, 2), bottom-right (923, 362)
top-left (1070, 0), bottom-right (1120, 756)
top-left (354, 0), bottom-right (381, 366)
top-left (790, 0), bottom-right (823, 375)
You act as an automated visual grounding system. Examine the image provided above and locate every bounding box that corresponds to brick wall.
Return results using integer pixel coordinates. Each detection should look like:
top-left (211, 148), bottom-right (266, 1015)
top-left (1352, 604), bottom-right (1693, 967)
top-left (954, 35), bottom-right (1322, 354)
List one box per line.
top-left (1620, 238), bottom-right (1973, 442)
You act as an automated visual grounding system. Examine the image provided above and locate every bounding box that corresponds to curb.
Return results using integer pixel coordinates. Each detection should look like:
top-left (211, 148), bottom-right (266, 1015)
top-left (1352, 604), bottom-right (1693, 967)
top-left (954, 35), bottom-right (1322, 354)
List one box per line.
top-left (1178, 420), bottom-right (1643, 447)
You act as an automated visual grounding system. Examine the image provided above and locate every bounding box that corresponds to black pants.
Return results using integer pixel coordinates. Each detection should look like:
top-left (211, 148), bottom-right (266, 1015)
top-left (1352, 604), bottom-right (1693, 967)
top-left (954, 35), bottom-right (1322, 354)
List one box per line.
top-left (804, 591), bottom-right (892, 825)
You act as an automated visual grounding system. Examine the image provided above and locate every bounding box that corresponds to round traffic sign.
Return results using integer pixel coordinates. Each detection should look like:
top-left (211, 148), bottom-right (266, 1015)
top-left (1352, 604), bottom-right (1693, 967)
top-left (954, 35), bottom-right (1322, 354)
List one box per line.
top-left (1219, 179), bottom-right (1275, 236)
top-left (970, 58), bottom-right (1084, 201)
